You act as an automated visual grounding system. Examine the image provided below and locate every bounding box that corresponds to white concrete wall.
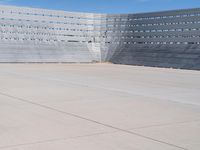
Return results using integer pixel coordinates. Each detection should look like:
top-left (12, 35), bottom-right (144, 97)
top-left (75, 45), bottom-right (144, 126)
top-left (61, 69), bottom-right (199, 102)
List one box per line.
top-left (0, 5), bottom-right (104, 62)
top-left (0, 5), bottom-right (200, 70)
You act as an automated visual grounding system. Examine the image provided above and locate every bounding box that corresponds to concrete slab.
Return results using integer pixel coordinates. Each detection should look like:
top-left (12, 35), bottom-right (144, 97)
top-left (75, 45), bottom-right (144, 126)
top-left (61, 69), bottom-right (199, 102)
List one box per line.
top-left (0, 132), bottom-right (181, 150)
top-left (0, 95), bottom-right (114, 148)
top-left (0, 64), bottom-right (200, 150)
top-left (131, 121), bottom-right (200, 150)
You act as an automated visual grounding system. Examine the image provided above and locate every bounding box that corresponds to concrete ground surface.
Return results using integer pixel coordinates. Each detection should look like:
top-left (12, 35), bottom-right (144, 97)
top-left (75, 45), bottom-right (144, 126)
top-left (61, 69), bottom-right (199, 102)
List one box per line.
top-left (0, 63), bottom-right (200, 150)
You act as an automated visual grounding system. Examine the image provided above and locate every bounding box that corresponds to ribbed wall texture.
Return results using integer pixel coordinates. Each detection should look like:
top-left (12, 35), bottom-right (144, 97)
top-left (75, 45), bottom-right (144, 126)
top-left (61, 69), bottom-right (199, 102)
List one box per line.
top-left (0, 5), bottom-right (103, 62)
top-left (0, 5), bottom-right (200, 70)
top-left (105, 9), bottom-right (200, 70)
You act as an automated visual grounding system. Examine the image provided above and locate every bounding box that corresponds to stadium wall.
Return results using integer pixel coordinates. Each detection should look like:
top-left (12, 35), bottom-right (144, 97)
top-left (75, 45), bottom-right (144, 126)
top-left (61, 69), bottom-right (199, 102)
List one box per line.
top-left (106, 9), bottom-right (200, 70)
top-left (0, 5), bottom-right (200, 70)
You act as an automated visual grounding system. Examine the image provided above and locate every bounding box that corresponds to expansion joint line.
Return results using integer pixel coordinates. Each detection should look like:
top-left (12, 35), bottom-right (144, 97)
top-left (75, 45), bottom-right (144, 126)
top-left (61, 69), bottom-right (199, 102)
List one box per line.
top-left (0, 91), bottom-right (188, 150)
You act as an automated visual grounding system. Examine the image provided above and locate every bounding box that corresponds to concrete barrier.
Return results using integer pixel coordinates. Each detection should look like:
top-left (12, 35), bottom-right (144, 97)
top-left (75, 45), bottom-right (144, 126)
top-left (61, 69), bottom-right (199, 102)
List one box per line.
top-left (0, 5), bottom-right (200, 70)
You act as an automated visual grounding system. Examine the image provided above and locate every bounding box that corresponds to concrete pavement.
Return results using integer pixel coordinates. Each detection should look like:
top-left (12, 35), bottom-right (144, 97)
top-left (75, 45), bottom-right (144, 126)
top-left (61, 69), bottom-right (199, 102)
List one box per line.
top-left (0, 64), bottom-right (200, 150)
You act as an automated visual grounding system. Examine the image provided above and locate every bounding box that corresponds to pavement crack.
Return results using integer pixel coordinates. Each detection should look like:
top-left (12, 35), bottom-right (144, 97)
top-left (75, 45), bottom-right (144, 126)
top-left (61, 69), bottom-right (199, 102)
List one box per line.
top-left (128, 119), bottom-right (200, 130)
top-left (0, 91), bottom-right (189, 150)
top-left (0, 131), bottom-right (116, 149)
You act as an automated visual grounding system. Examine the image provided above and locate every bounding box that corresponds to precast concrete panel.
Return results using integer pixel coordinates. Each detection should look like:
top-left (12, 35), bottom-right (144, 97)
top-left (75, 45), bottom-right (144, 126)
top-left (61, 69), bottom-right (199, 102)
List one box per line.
top-left (106, 9), bottom-right (200, 70)
top-left (0, 5), bottom-right (102, 63)
top-left (0, 5), bottom-right (200, 69)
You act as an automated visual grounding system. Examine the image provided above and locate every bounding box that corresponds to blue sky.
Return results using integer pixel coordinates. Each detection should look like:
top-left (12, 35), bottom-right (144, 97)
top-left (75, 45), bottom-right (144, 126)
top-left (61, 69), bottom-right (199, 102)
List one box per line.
top-left (0, 0), bottom-right (200, 14)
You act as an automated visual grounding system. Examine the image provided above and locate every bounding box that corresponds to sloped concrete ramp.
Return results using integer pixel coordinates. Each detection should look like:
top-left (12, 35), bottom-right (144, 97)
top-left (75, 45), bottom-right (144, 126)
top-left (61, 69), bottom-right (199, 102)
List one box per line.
top-left (0, 64), bottom-right (200, 150)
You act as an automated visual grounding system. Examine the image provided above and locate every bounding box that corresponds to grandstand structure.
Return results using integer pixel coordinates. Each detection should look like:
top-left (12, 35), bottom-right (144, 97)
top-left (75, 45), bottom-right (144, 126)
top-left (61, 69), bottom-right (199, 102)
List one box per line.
top-left (0, 5), bottom-right (200, 70)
